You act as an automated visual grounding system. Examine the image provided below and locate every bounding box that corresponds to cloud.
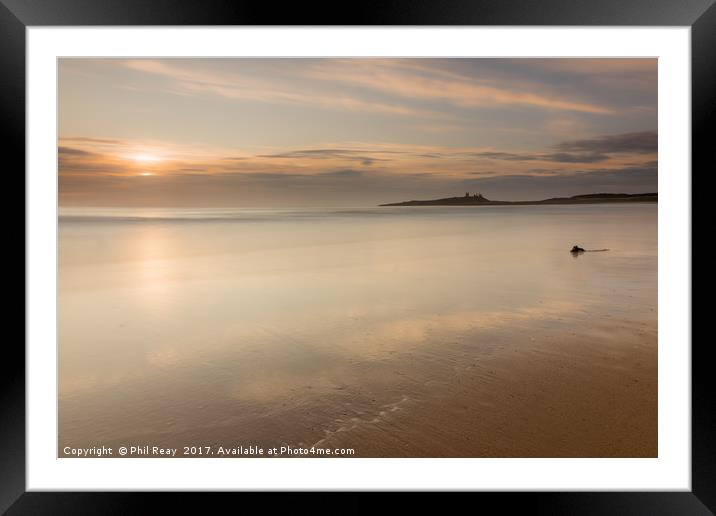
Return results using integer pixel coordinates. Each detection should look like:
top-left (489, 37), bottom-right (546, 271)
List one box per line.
top-left (532, 59), bottom-right (657, 75)
top-left (469, 151), bottom-right (539, 162)
top-left (541, 152), bottom-right (609, 163)
top-left (306, 59), bottom-right (615, 115)
top-left (59, 146), bottom-right (128, 175)
top-left (58, 129), bottom-right (658, 190)
top-left (320, 169), bottom-right (364, 178)
top-left (461, 165), bottom-right (657, 200)
top-left (58, 58), bottom-right (658, 207)
top-left (462, 131), bottom-right (656, 165)
top-left (59, 162), bottom-right (657, 207)
top-left (522, 59), bottom-right (658, 95)
top-left (121, 59), bottom-right (444, 119)
top-left (62, 137), bottom-right (122, 145)
top-left (58, 146), bottom-right (95, 157)
top-left (57, 127), bottom-right (658, 211)
top-left (119, 59), bottom-right (630, 120)
top-left (554, 131), bottom-right (657, 154)
top-left (467, 151), bottom-right (610, 164)
top-left (258, 148), bottom-right (393, 165)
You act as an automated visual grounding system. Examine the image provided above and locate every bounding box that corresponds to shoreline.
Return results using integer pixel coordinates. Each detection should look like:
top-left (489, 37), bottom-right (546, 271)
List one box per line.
top-left (380, 193), bottom-right (658, 207)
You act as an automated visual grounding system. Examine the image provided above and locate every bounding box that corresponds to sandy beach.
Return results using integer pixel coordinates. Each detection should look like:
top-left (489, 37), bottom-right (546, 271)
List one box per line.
top-left (314, 318), bottom-right (657, 458)
top-left (59, 204), bottom-right (657, 458)
top-left (65, 316), bottom-right (655, 458)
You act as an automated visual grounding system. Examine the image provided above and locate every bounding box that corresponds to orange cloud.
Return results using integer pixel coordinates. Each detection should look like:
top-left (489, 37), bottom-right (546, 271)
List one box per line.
top-left (305, 59), bottom-right (616, 115)
top-left (122, 60), bottom-right (446, 119)
top-left (59, 131), bottom-right (656, 184)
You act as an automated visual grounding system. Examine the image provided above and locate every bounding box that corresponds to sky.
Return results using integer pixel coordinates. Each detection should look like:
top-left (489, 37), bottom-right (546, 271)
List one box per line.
top-left (58, 58), bottom-right (657, 207)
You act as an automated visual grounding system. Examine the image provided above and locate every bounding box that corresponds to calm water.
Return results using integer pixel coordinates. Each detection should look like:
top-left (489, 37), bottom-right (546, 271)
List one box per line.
top-left (58, 204), bottom-right (657, 456)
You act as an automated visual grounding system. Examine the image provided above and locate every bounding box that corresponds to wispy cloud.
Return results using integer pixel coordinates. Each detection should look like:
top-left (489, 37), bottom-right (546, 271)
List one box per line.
top-left (59, 162), bottom-right (657, 207)
top-left (59, 131), bottom-right (657, 188)
top-left (120, 58), bottom-right (624, 118)
top-left (305, 59), bottom-right (616, 115)
top-left (450, 131), bottom-right (657, 165)
top-left (58, 58), bottom-right (657, 207)
top-left (122, 59), bottom-right (445, 118)
top-left (554, 131), bottom-right (657, 154)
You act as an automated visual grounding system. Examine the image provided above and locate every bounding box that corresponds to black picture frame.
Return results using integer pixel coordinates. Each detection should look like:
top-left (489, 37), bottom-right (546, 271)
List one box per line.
top-left (4, 0), bottom-right (710, 513)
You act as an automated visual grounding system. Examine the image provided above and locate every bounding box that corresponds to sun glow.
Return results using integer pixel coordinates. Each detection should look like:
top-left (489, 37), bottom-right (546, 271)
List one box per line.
top-left (131, 154), bottom-right (162, 163)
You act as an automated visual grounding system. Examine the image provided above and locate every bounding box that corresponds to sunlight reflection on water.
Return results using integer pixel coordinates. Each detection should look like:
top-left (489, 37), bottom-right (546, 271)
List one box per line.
top-left (58, 204), bottom-right (657, 451)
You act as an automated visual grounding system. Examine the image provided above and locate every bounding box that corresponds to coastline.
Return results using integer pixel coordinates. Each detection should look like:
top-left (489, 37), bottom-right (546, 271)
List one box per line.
top-left (380, 193), bottom-right (658, 207)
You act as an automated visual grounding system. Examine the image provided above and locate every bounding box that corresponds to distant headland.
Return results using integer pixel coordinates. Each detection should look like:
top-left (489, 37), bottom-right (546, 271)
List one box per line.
top-left (379, 192), bottom-right (658, 207)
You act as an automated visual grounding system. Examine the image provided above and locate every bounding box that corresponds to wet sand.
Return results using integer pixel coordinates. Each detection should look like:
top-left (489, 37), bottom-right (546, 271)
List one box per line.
top-left (62, 317), bottom-right (656, 458)
top-left (59, 205), bottom-right (657, 458)
top-left (316, 320), bottom-right (657, 458)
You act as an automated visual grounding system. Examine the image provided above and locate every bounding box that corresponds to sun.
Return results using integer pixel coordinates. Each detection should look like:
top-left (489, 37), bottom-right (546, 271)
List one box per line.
top-left (140, 172), bottom-right (153, 176)
top-left (131, 154), bottom-right (161, 163)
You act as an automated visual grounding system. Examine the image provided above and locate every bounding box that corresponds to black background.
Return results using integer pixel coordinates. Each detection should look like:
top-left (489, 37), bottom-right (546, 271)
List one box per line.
top-left (3, 0), bottom-right (711, 513)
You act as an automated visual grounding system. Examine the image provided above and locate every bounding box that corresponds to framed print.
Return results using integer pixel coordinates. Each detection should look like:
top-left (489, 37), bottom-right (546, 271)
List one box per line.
top-left (4, 0), bottom-right (711, 512)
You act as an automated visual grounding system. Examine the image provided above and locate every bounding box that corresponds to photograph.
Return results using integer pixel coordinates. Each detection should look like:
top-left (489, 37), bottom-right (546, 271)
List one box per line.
top-left (57, 57), bottom-right (658, 459)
